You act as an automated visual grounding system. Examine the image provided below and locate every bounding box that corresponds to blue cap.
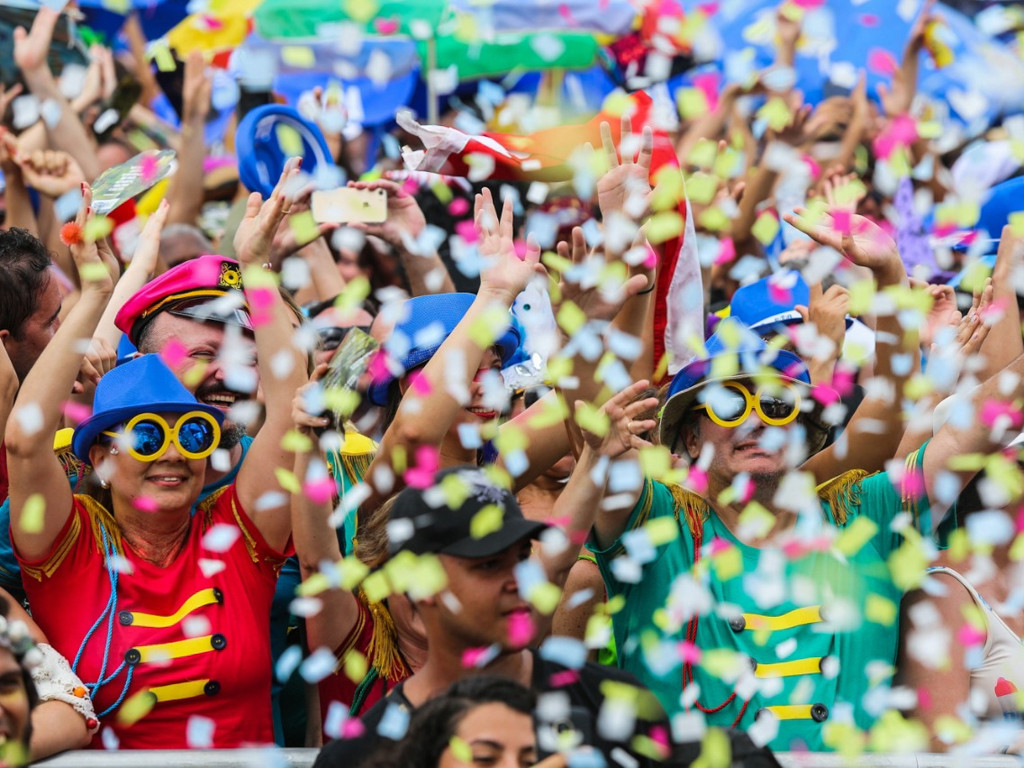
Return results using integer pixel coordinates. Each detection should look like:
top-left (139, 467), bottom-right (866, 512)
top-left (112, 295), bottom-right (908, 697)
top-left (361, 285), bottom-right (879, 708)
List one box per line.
top-left (729, 272), bottom-right (809, 331)
top-left (366, 293), bottom-right (521, 407)
top-left (658, 318), bottom-right (832, 455)
top-left (72, 355), bottom-right (224, 465)
top-left (236, 104), bottom-right (333, 198)
top-left (975, 176), bottom-right (1024, 255)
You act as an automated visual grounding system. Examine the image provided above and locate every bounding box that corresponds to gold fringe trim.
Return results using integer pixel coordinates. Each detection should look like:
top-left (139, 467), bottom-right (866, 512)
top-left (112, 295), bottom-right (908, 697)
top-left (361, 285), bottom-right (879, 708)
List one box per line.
top-left (816, 469), bottom-right (869, 526)
top-left (362, 590), bottom-right (411, 683)
top-left (80, 495), bottom-right (125, 558)
top-left (669, 485), bottom-right (709, 540)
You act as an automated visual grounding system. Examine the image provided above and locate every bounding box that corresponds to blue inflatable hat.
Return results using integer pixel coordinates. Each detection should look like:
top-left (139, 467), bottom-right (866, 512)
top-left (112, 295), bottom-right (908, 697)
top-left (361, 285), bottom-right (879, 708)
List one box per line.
top-left (236, 104), bottom-right (333, 198)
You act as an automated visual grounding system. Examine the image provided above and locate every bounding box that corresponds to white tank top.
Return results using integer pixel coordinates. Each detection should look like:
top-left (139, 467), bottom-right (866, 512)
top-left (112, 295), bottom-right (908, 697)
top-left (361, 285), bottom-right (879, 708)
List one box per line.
top-left (928, 566), bottom-right (1024, 720)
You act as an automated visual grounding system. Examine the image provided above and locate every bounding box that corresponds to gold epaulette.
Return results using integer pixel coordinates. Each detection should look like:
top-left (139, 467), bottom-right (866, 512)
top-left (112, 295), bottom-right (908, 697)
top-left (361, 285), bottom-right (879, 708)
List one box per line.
top-left (360, 589), bottom-right (411, 682)
top-left (815, 469), bottom-right (870, 526)
top-left (669, 485), bottom-right (710, 539)
top-left (54, 428), bottom-right (87, 482)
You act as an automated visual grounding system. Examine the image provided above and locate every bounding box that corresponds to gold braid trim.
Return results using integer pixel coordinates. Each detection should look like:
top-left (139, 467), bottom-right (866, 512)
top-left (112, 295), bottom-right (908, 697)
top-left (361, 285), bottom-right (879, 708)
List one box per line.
top-left (669, 485), bottom-right (710, 540)
top-left (902, 448), bottom-right (924, 526)
top-left (81, 495), bottom-right (125, 558)
top-left (361, 590), bottom-right (411, 682)
top-left (815, 469), bottom-right (870, 526)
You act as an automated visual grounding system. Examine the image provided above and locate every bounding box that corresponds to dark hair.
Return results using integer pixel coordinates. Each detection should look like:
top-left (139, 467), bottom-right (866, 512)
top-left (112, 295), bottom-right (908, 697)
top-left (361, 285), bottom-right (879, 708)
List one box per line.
top-left (0, 229), bottom-right (52, 338)
top-left (0, 598), bottom-right (39, 748)
top-left (362, 676), bottom-right (535, 768)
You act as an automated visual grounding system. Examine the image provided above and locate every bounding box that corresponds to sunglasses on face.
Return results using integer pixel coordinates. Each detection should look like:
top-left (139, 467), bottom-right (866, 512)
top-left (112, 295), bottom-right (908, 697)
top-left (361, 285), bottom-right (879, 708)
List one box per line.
top-left (694, 381), bottom-right (801, 429)
top-left (316, 325), bottom-right (372, 352)
top-left (102, 411), bottom-right (221, 462)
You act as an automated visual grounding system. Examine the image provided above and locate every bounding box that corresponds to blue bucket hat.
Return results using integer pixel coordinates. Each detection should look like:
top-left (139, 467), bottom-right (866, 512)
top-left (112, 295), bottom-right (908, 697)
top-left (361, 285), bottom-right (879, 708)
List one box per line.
top-left (366, 293), bottom-right (521, 407)
top-left (72, 355), bottom-right (225, 465)
top-left (730, 271), bottom-right (810, 331)
top-left (236, 104), bottom-right (333, 198)
top-left (658, 318), bottom-right (833, 456)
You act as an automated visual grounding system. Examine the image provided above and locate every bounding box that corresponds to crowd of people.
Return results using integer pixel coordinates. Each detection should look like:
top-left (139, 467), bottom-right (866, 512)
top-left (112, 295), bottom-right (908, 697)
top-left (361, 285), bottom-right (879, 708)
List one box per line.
top-left (0, 0), bottom-right (1022, 765)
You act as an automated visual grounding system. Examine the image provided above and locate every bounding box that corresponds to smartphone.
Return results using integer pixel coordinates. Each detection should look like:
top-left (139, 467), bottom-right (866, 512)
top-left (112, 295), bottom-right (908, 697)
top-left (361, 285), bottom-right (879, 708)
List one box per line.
top-left (319, 327), bottom-right (380, 427)
top-left (311, 187), bottom-right (387, 224)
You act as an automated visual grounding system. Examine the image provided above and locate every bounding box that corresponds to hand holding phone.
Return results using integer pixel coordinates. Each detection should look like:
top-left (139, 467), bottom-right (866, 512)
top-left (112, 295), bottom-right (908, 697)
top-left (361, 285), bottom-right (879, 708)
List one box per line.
top-left (311, 187), bottom-right (387, 224)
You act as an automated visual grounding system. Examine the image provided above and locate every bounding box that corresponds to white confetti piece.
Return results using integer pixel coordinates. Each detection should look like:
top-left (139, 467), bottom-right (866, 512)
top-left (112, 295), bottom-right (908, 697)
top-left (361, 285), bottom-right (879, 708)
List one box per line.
top-left (40, 99), bottom-right (63, 129)
top-left (186, 715), bottom-right (215, 748)
top-left (377, 702), bottom-right (411, 741)
top-left (13, 403), bottom-right (43, 436)
top-left (101, 726), bottom-right (120, 750)
top-left (289, 597), bottom-right (323, 618)
top-left (540, 636), bottom-right (588, 670)
top-left (11, 95), bottom-right (40, 131)
top-left (198, 559), bottom-right (226, 578)
top-left (275, 644), bottom-right (302, 682)
top-left (202, 524), bottom-right (240, 553)
top-left (93, 108), bottom-right (120, 136)
top-left (299, 646), bottom-right (336, 683)
top-left (183, 615), bottom-right (211, 638)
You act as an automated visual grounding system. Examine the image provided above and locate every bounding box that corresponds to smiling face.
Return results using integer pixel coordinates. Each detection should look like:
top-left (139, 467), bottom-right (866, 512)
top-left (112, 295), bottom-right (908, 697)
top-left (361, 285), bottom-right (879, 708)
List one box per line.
top-left (90, 412), bottom-right (209, 514)
top-left (0, 648), bottom-right (30, 768)
top-left (140, 313), bottom-right (257, 447)
top-left (438, 702), bottom-right (536, 768)
top-left (460, 347), bottom-right (504, 424)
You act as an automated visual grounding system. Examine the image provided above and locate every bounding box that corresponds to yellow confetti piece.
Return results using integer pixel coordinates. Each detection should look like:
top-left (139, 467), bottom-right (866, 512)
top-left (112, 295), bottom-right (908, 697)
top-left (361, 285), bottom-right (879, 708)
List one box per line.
top-left (468, 306), bottom-right (515, 349)
top-left (362, 570), bottom-right (391, 603)
top-left (20, 494), bottom-right (45, 534)
top-left (822, 722), bottom-right (867, 757)
top-left (281, 429), bottom-right (313, 453)
top-left (343, 0), bottom-right (379, 23)
top-left (644, 211), bottom-right (684, 245)
top-left (694, 726), bottom-right (731, 768)
top-left (117, 690), bottom-right (156, 726)
top-left (932, 715), bottom-right (972, 746)
top-left (276, 124), bottom-right (304, 157)
top-left (701, 648), bottom-right (744, 680)
top-left (751, 212), bottom-right (780, 245)
top-left (523, 389), bottom-right (570, 428)
top-left (865, 594), bottom-right (897, 626)
top-left (847, 278), bottom-right (877, 316)
top-left (343, 649), bottom-right (368, 683)
top-left (651, 166), bottom-right (685, 212)
top-left (835, 515), bottom-right (878, 557)
top-left (150, 43), bottom-right (177, 73)
top-left (712, 148), bottom-right (741, 180)
top-left (757, 96), bottom-right (793, 132)
top-left (945, 453), bottom-right (987, 472)
top-left (685, 172), bottom-right (718, 205)
top-left (687, 139), bottom-right (718, 169)
top-left (1009, 532), bottom-right (1024, 562)
top-left (336, 556), bottom-right (370, 590)
top-left (887, 533), bottom-right (929, 591)
top-left (78, 262), bottom-right (109, 284)
top-left (638, 445), bottom-right (673, 478)
top-left (83, 216), bottom-right (114, 242)
top-left (528, 582), bottom-right (562, 615)
top-left (448, 736), bottom-right (473, 764)
top-left (494, 422), bottom-right (528, 454)
top-left (916, 121), bottom-right (943, 140)
top-left (453, 12), bottom-right (477, 42)
top-left (470, 504), bottom-right (503, 539)
top-left (601, 91), bottom-right (632, 118)
top-left (556, 301), bottom-right (587, 335)
top-left (324, 388), bottom-right (360, 418)
top-left (711, 544), bottom-right (742, 581)
top-left (677, 87), bottom-right (709, 120)
top-left (903, 373), bottom-right (932, 402)
top-left (737, 501), bottom-right (773, 539)
top-left (697, 207), bottom-right (729, 233)
top-left (275, 467), bottom-right (302, 495)
top-left (585, 613), bottom-right (613, 646)
top-left (1009, 211), bottom-right (1024, 237)
top-left (867, 710), bottom-right (930, 754)
top-left (288, 210), bottom-right (321, 248)
top-left (573, 401), bottom-right (609, 438)
top-left (296, 572), bottom-right (330, 598)
top-left (335, 275), bottom-right (371, 309)
top-left (985, 452), bottom-right (1024, 499)
top-left (645, 517), bottom-right (678, 547)
top-left (281, 45), bottom-right (316, 68)
top-left (405, 555), bottom-right (448, 601)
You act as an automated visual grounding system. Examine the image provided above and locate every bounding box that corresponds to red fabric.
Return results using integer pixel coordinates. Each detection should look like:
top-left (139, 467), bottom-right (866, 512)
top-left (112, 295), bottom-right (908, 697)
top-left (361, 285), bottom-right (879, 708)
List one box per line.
top-left (317, 595), bottom-right (410, 733)
top-left (402, 91), bottom-right (687, 378)
top-left (17, 484), bottom-right (290, 749)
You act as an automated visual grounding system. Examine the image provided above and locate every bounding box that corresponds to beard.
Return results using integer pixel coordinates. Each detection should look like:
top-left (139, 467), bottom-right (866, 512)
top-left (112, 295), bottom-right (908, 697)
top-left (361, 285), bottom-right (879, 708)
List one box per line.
top-left (218, 422), bottom-right (247, 450)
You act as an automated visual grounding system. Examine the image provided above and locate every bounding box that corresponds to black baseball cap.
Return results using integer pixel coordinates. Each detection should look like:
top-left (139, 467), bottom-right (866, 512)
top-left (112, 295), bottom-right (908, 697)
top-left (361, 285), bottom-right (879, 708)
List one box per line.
top-left (388, 466), bottom-right (548, 558)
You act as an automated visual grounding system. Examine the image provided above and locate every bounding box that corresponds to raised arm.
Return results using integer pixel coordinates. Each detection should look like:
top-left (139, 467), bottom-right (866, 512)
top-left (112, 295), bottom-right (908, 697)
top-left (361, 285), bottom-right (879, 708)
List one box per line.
top-left (232, 158), bottom-right (311, 552)
top-left (5, 189), bottom-right (117, 560)
top-left (786, 207), bottom-right (916, 480)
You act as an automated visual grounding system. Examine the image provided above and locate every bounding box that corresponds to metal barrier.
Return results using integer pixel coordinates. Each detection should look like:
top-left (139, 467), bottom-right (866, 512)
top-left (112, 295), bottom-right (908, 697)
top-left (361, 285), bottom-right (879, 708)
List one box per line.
top-left (33, 750), bottom-right (1024, 767)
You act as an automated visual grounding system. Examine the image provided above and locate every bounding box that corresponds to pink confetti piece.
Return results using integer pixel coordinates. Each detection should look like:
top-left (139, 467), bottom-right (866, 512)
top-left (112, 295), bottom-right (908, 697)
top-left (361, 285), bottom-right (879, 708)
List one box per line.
top-left (408, 370), bottom-right (432, 396)
top-left (455, 219), bottom-right (479, 244)
top-left (677, 641), bottom-right (701, 665)
top-left (303, 477), bottom-right (336, 505)
top-left (957, 623), bottom-right (986, 647)
top-left (448, 197), bottom-right (470, 217)
top-left (692, 73), bottom-right (721, 113)
top-left (714, 238), bottom-right (736, 266)
top-left (767, 281), bottom-right (792, 307)
top-left (558, 3), bottom-right (576, 25)
top-left (374, 18), bottom-right (399, 34)
top-left (830, 364), bottom-right (856, 398)
top-left (867, 49), bottom-right (897, 76)
top-left (133, 496), bottom-right (158, 512)
top-left (792, 0), bottom-right (824, 6)
top-left (62, 400), bottom-right (92, 426)
top-left (548, 670), bottom-right (580, 688)
top-left (649, 725), bottom-right (671, 752)
top-left (245, 287), bottom-right (277, 328)
top-left (858, 13), bottom-right (880, 26)
top-left (342, 718), bottom-right (365, 739)
top-left (916, 687), bottom-right (932, 710)
top-left (507, 610), bottom-right (535, 647)
top-left (831, 210), bottom-right (852, 236)
top-left (801, 154), bottom-right (821, 182)
top-left (707, 537), bottom-right (731, 556)
top-left (404, 445), bottom-right (440, 490)
top-left (1015, 510), bottom-right (1024, 532)
top-left (686, 467), bottom-right (708, 494)
top-left (901, 467), bottom-right (925, 499)
top-left (159, 338), bottom-right (189, 369)
top-left (462, 646), bottom-right (498, 669)
top-left (811, 384), bottom-right (841, 407)
top-left (140, 153), bottom-right (158, 183)
top-left (981, 400), bottom-right (1023, 430)
top-left (643, 243), bottom-right (658, 269)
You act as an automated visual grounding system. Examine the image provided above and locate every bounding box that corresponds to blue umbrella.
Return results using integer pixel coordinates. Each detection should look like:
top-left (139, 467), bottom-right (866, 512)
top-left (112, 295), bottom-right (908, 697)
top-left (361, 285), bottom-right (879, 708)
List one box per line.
top-left (684, 0), bottom-right (1024, 126)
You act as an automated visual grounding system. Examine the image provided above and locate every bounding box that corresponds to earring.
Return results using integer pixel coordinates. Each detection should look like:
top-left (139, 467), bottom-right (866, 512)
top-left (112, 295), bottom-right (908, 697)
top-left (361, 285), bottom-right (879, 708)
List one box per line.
top-left (109, 447), bottom-right (119, 456)
top-left (99, 477), bottom-right (110, 490)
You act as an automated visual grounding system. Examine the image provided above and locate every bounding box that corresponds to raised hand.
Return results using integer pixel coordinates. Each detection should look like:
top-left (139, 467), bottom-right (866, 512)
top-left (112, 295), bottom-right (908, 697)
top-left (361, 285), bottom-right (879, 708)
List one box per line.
top-left (553, 226), bottom-right (649, 324)
top-left (911, 279), bottom-right (961, 351)
top-left (475, 187), bottom-right (545, 300)
top-left (71, 337), bottom-right (116, 396)
top-left (129, 199), bottom-right (170, 277)
top-left (181, 50), bottom-right (211, 125)
top-left (17, 149), bottom-right (85, 198)
top-left (292, 363), bottom-right (332, 436)
top-left (234, 157), bottom-right (304, 267)
top-left (785, 206), bottom-right (903, 280)
top-left (346, 177), bottom-right (426, 249)
top-left (577, 379), bottom-right (659, 459)
top-left (13, 6), bottom-right (61, 75)
top-left (596, 115), bottom-right (654, 225)
top-left (69, 185), bottom-right (118, 292)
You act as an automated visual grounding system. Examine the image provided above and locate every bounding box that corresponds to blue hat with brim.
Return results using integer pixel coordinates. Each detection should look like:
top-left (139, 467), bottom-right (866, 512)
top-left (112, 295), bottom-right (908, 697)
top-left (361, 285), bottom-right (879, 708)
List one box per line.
top-left (236, 104), bottom-right (333, 198)
top-left (72, 355), bottom-right (224, 465)
top-left (659, 318), bottom-right (833, 456)
top-left (366, 293), bottom-right (521, 407)
top-left (730, 271), bottom-right (855, 332)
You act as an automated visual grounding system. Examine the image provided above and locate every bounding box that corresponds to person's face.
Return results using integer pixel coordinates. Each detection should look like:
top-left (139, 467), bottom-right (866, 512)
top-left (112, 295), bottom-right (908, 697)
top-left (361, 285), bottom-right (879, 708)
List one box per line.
top-left (335, 248), bottom-right (368, 284)
top-left (0, 648), bottom-right (29, 768)
top-left (312, 305), bottom-right (375, 367)
top-left (458, 348), bottom-right (504, 426)
top-left (438, 702), bottom-right (536, 768)
top-left (145, 314), bottom-right (257, 444)
top-left (90, 412), bottom-right (209, 513)
top-left (683, 381), bottom-right (796, 483)
top-left (1, 270), bottom-right (62, 382)
top-left (434, 538), bottom-right (535, 651)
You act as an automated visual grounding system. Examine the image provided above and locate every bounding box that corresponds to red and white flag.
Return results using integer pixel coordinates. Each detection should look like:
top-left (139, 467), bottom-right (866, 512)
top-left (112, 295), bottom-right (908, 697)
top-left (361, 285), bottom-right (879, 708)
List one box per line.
top-left (398, 91), bottom-right (702, 379)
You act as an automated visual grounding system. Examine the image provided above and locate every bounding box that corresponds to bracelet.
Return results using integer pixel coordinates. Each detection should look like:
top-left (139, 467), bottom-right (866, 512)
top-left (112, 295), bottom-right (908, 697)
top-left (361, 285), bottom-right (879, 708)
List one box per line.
top-left (637, 283), bottom-right (656, 295)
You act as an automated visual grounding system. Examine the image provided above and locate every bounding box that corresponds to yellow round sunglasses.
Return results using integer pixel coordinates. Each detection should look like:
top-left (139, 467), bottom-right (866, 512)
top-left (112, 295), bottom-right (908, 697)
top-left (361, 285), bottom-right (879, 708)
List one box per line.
top-left (694, 381), bottom-right (802, 428)
top-left (102, 411), bottom-right (221, 462)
